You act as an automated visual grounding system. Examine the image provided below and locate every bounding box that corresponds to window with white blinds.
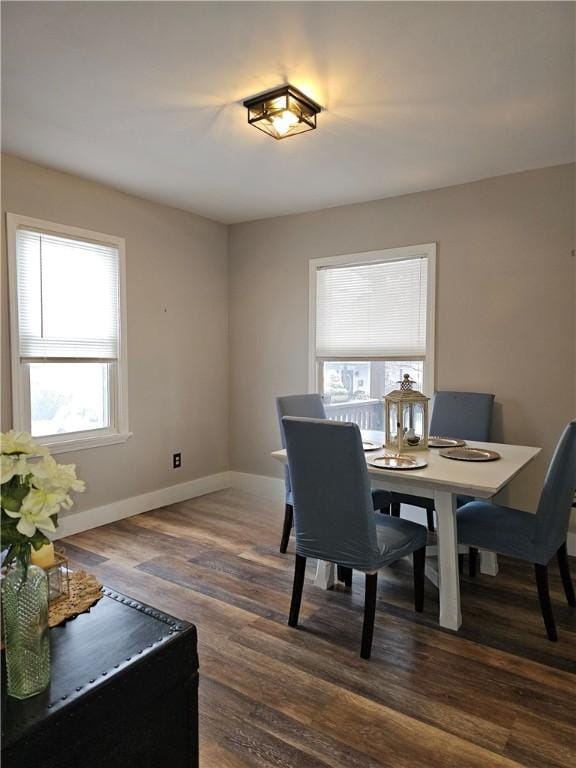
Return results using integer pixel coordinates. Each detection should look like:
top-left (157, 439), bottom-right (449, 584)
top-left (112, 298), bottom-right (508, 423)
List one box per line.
top-left (315, 256), bottom-right (428, 359)
top-left (309, 244), bottom-right (436, 421)
top-left (16, 228), bottom-right (120, 361)
top-left (7, 214), bottom-right (129, 451)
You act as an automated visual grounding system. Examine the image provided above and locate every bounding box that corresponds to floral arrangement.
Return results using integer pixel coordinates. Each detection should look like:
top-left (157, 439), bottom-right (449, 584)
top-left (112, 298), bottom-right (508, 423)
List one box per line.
top-left (1, 431), bottom-right (85, 569)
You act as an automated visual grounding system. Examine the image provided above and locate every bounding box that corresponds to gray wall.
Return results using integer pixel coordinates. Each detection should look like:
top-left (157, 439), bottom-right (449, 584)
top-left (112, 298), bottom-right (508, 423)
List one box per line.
top-left (1, 154), bottom-right (229, 515)
top-left (228, 164), bottom-right (575, 512)
top-left (2, 156), bottom-right (574, 524)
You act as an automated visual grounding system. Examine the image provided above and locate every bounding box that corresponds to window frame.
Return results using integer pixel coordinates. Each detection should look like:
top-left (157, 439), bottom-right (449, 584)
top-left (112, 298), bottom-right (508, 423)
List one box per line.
top-left (7, 213), bottom-right (131, 454)
top-left (308, 243), bottom-right (437, 399)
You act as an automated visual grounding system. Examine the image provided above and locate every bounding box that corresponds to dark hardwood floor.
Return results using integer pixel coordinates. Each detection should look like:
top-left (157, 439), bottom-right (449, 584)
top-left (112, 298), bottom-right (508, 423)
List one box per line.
top-left (62, 490), bottom-right (576, 768)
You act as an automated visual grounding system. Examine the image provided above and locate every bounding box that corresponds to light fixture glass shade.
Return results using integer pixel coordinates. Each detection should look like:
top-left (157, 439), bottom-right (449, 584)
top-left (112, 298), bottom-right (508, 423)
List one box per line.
top-left (244, 85), bottom-right (321, 140)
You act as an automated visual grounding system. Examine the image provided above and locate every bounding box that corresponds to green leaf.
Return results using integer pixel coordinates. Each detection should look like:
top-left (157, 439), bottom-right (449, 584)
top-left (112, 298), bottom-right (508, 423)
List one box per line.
top-left (12, 483), bottom-right (30, 501)
top-left (30, 531), bottom-right (50, 550)
top-left (1, 478), bottom-right (30, 513)
top-left (1, 517), bottom-right (29, 548)
top-left (1, 495), bottom-right (23, 513)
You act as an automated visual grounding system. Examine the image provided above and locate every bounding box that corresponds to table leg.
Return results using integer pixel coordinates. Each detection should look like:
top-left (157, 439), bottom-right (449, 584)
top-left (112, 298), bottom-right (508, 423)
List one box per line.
top-left (433, 490), bottom-right (462, 631)
top-left (473, 497), bottom-right (499, 576)
top-left (314, 560), bottom-right (335, 589)
top-left (480, 551), bottom-right (499, 576)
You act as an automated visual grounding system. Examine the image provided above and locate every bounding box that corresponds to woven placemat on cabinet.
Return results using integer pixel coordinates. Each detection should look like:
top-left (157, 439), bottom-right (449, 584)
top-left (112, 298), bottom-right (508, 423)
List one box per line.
top-left (48, 570), bottom-right (103, 628)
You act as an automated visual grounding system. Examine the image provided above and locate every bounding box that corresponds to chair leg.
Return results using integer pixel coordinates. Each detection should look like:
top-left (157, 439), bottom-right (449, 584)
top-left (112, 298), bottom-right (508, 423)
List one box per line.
top-left (413, 546), bottom-right (425, 612)
top-left (279, 503), bottom-right (293, 553)
top-left (390, 502), bottom-right (401, 518)
top-left (337, 565), bottom-right (353, 588)
top-left (288, 554), bottom-right (307, 627)
top-left (469, 547), bottom-right (478, 577)
top-left (534, 563), bottom-right (558, 641)
top-left (361, 573), bottom-right (378, 659)
top-left (426, 507), bottom-right (435, 532)
top-left (557, 542), bottom-right (576, 607)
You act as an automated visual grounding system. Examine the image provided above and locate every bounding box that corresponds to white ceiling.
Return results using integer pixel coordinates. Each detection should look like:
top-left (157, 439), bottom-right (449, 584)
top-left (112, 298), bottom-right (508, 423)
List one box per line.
top-left (2, 2), bottom-right (574, 224)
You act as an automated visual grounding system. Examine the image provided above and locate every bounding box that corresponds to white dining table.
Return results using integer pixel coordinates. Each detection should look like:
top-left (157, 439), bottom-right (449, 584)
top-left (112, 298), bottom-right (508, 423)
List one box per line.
top-left (271, 431), bottom-right (540, 631)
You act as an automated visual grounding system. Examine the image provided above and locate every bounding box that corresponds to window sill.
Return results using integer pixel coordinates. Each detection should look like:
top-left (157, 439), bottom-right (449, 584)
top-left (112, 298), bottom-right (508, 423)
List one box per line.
top-left (37, 432), bottom-right (133, 455)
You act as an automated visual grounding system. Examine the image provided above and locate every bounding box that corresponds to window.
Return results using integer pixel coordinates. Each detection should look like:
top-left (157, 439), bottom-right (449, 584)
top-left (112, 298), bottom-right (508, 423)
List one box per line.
top-left (309, 244), bottom-right (436, 430)
top-left (7, 214), bottom-right (130, 452)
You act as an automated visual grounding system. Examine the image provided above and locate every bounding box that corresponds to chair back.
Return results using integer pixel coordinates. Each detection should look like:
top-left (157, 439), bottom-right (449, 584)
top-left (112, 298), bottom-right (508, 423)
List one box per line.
top-left (430, 391), bottom-right (495, 441)
top-left (282, 417), bottom-right (380, 571)
top-left (534, 421), bottom-right (576, 562)
top-left (276, 394), bottom-right (326, 501)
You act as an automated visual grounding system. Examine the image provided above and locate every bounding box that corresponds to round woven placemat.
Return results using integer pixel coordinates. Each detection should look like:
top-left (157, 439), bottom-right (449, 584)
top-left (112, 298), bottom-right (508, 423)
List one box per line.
top-left (48, 570), bottom-right (103, 628)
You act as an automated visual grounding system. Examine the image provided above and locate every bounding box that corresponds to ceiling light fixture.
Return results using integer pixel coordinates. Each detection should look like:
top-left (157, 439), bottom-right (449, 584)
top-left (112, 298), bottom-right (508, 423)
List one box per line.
top-left (243, 85), bottom-right (322, 140)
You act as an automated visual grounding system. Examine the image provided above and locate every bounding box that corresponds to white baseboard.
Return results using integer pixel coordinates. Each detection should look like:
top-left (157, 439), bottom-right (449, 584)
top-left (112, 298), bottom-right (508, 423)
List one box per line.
top-left (55, 471), bottom-right (231, 539)
top-left (229, 471), bottom-right (284, 502)
top-left (53, 465), bottom-right (576, 559)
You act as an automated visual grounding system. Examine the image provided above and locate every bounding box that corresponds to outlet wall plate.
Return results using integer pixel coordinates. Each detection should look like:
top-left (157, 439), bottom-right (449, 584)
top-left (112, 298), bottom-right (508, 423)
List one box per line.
top-left (173, 452), bottom-right (182, 469)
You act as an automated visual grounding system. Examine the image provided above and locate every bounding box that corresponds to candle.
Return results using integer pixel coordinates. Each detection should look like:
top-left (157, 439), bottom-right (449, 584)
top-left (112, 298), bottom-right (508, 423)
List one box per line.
top-left (30, 542), bottom-right (55, 569)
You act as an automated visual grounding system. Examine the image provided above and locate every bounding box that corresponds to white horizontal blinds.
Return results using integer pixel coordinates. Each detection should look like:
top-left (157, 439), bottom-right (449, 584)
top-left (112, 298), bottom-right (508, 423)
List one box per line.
top-left (16, 228), bottom-right (119, 360)
top-left (316, 256), bottom-right (428, 358)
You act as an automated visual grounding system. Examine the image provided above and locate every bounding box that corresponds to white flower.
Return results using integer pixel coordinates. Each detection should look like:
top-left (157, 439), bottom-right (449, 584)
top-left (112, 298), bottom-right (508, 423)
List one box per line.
top-left (31, 456), bottom-right (86, 494)
top-left (1, 436), bottom-right (84, 541)
top-left (1, 430), bottom-right (47, 457)
top-left (1, 454), bottom-right (30, 484)
top-left (4, 488), bottom-right (63, 537)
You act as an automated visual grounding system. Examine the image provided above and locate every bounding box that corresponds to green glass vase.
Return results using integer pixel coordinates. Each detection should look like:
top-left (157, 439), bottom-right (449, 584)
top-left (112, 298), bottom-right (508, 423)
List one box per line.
top-left (2, 560), bottom-right (50, 699)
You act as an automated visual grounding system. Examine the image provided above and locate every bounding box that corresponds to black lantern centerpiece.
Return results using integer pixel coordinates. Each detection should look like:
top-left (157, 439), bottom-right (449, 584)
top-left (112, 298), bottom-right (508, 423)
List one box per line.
top-left (384, 374), bottom-right (429, 453)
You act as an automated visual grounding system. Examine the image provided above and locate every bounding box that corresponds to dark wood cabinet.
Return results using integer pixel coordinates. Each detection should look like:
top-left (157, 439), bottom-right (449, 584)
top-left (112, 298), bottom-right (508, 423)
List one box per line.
top-left (2, 588), bottom-right (199, 768)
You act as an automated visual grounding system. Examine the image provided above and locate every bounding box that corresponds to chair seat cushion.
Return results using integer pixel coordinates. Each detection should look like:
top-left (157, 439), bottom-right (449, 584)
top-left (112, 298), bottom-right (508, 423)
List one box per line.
top-left (457, 501), bottom-right (537, 562)
top-left (374, 515), bottom-right (427, 568)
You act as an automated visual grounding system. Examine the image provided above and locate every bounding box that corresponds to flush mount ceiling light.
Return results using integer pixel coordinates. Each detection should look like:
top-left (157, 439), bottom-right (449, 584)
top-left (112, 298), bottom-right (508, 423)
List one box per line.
top-left (243, 85), bottom-right (322, 140)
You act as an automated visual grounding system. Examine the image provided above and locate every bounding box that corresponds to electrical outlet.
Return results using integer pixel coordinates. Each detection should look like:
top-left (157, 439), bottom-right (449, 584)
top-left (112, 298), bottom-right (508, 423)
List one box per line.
top-left (172, 452), bottom-right (182, 469)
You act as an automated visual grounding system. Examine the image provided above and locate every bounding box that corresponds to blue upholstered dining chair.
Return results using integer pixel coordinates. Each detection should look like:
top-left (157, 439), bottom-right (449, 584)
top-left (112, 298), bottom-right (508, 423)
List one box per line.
top-left (276, 394), bottom-right (391, 554)
top-left (390, 391), bottom-right (495, 531)
top-left (282, 416), bottom-right (427, 659)
top-left (457, 420), bottom-right (576, 641)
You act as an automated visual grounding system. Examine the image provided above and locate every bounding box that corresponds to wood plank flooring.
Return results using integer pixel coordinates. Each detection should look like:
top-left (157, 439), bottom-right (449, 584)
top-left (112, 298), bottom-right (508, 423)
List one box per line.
top-left (62, 490), bottom-right (576, 768)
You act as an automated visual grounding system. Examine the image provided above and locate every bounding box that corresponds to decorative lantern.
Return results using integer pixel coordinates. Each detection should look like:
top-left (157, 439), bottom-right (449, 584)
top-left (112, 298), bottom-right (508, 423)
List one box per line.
top-left (45, 549), bottom-right (70, 604)
top-left (384, 374), bottom-right (429, 452)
